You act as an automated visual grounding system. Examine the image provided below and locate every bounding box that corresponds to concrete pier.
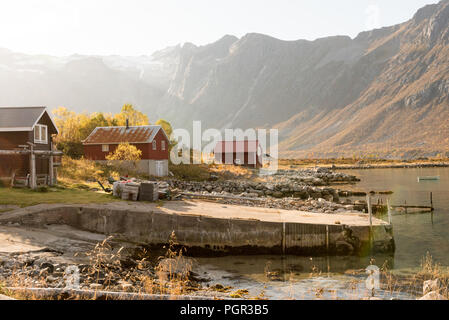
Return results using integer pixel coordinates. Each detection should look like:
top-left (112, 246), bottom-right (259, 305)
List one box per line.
top-left (0, 200), bottom-right (395, 256)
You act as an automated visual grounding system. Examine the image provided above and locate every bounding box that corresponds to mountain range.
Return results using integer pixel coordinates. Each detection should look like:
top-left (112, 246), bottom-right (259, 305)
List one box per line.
top-left (1, 0), bottom-right (449, 159)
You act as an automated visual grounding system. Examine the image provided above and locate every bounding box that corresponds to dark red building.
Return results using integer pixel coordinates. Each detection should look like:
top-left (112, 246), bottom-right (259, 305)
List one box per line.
top-left (0, 106), bottom-right (61, 188)
top-left (82, 125), bottom-right (170, 176)
top-left (214, 140), bottom-right (263, 168)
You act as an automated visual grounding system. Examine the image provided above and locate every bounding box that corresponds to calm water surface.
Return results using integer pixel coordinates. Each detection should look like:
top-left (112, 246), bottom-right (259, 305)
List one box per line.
top-left (344, 167), bottom-right (449, 269)
top-left (194, 167), bottom-right (449, 299)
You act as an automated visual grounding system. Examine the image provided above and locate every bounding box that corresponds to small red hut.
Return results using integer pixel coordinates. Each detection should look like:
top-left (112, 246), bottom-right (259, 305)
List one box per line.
top-left (214, 140), bottom-right (263, 168)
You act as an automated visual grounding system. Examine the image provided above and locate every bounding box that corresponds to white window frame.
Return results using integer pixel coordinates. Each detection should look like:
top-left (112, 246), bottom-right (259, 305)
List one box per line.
top-left (161, 140), bottom-right (166, 151)
top-left (102, 144), bottom-right (109, 152)
top-left (34, 124), bottom-right (48, 144)
top-left (152, 140), bottom-right (157, 151)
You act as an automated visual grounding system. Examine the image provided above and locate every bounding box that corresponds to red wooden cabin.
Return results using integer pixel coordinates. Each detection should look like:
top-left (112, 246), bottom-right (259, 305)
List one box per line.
top-left (83, 125), bottom-right (170, 177)
top-left (214, 140), bottom-right (263, 168)
top-left (0, 106), bottom-right (61, 188)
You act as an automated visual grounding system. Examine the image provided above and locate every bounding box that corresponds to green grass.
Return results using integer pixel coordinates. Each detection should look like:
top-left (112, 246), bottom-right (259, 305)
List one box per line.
top-left (0, 186), bottom-right (118, 208)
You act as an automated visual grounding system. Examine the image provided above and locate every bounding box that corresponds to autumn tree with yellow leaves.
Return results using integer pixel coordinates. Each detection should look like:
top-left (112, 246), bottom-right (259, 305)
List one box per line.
top-left (155, 118), bottom-right (177, 151)
top-left (53, 104), bottom-right (150, 158)
top-left (113, 104), bottom-right (149, 127)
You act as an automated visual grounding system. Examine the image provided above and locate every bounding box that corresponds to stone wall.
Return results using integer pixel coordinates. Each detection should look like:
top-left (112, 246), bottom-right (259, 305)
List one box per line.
top-left (0, 204), bottom-right (395, 257)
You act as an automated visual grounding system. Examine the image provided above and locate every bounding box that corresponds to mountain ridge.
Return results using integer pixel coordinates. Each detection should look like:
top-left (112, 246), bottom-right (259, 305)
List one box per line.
top-left (1, 0), bottom-right (449, 159)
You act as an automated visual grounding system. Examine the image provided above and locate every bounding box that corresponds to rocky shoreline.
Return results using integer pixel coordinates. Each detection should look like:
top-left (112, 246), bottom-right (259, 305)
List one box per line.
top-left (0, 167), bottom-right (395, 300)
top-left (330, 162), bottom-right (449, 170)
top-left (2, 249), bottom-right (445, 300)
top-left (169, 168), bottom-right (368, 214)
top-left (0, 244), bottom-right (228, 300)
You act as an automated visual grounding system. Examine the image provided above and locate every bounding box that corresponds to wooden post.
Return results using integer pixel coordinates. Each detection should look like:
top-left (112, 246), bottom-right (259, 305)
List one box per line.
top-left (430, 192), bottom-right (433, 210)
top-left (29, 144), bottom-right (36, 190)
top-left (367, 195), bottom-right (373, 249)
top-left (367, 195), bottom-right (373, 226)
top-left (387, 198), bottom-right (392, 225)
top-left (49, 151), bottom-right (54, 186)
top-left (282, 222), bottom-right (286, 255)
top-left (10, 172), bottom-right (15, 187)
top-left (49, 142), bottom-right (54, 186)
top-left (30, 153), bottom-right (36, 189)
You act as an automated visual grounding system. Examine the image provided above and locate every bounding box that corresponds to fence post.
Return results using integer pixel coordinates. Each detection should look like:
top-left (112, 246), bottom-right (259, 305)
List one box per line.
top-left (282, 222), bottom-right (286, 255)
top-left (387, 198), bottom-right (392, 225)
top-left (430, 192), bottom-right (433, 210)
top-left (29, 146), bottom-right (36, 190)
top-left (367, 195), bottom-right (373, 249)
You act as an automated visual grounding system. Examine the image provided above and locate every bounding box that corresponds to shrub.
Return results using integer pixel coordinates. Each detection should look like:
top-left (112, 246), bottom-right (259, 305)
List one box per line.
top-left (58, 156), bottom-right (109, 182)
top-left (106, 143), bottom-right (142, 176)
top-left (168, 163), bottom-right (211, 181)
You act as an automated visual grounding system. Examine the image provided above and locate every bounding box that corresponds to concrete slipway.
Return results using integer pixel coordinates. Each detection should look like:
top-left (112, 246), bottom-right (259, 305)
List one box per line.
top-left (0, 200), bottom-right (395, 256)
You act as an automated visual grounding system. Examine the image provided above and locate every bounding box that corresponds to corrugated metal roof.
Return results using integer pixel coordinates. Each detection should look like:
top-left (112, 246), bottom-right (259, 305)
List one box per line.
top-left (214, 140), bottom-right (261, 153)
top-left (0, 106), bottom-right (47, 131)
top-left (83, 125), bottom-right (164, 144)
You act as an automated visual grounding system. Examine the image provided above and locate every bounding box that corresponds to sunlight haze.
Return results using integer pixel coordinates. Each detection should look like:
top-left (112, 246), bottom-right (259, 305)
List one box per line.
top-left (0, 0), bottom-right (439, 56)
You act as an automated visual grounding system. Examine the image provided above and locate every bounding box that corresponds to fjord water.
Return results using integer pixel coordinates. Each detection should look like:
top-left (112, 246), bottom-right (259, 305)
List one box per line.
top-left (194, 167), bottom-right (449, 299)
top-left (342, 167), bottom-right (449, 270)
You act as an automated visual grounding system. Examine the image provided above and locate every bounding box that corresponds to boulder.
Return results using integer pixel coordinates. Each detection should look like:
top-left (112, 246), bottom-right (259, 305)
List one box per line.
top-left (336, 240), bottom-right (354, 254)
top-left (419, 291), bottom-right (447, 300)
top-left (208, 175), bottom-right (219, 181)
top-left (272, 192), bottom-right (284, 199)
top-left (40, 262), bottom-right (55, 274)
top-left (423, 279), bottom-right (441, 295)
top-left (246, 193), bottom-right (259, 198)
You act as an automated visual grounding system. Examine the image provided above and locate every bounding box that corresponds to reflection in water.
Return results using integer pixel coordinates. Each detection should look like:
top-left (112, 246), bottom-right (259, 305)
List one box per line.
top-left (194, 255), bottom-right (409, 300)
top-left (341, 167), bottom-right (449, 270)
top-left (197, 255), bottom-right (394, 279)
top-left (192, 167), bottom-right (449, 299)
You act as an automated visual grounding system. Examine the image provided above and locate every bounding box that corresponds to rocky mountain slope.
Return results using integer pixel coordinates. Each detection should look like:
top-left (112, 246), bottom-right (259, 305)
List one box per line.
top-left (1, 0), bottom-right (449, 158)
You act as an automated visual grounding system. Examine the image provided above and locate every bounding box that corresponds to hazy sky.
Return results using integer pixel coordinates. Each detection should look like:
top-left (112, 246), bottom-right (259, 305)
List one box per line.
top-left (0, 0), bottom-right (439, 56)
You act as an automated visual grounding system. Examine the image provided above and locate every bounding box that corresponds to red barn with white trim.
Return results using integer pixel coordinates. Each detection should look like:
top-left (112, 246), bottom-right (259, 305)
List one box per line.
top-left (83, 125), bottom-right (169, 177)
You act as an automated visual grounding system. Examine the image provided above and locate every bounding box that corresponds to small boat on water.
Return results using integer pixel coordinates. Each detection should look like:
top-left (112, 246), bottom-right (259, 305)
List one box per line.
top-left (417, 176), bottom-right (440, 182)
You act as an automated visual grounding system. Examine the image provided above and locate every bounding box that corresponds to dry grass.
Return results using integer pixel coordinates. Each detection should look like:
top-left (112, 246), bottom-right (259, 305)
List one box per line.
top-left (75, 232), bottom-right (197, 298)
top-left (169, 163), bottom-right (212, 181)
top-left (153, 232), bottom-right (195, 296)
top-left (374, 253), bottom-right (449, 299)
top-left (59, 157), bottom-right (110, 181)
top-left (414, 253), bottom-right (449, 297)
top-left (0, 233), bottom-right (198, 300)
top-left (210, 164), bottom-right (257, 180)
top-left (169, 162), bottom-right (258, 182)
top-left (2, 240), bottom-right (448, 300)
